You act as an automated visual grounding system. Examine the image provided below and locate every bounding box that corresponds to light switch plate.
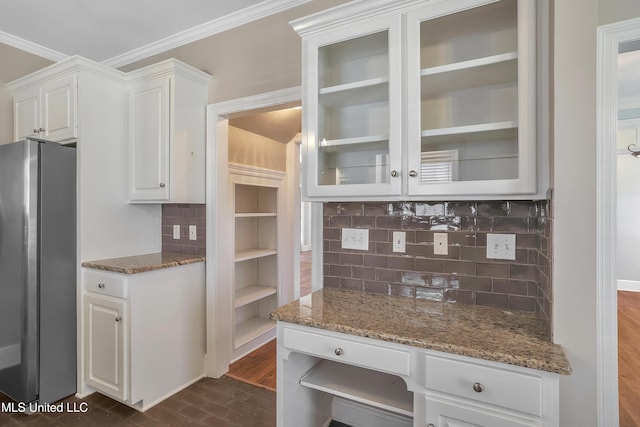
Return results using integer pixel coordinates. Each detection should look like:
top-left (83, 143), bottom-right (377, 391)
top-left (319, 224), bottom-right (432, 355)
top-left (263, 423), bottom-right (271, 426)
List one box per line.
top-left (341, 228), bottom-right (369, 251)
top-left (173, 225), bottom-right (180, 240)
top-left (393, 231), bottom-right (406, 253)
top-left (486, 233), bottom-right (516, 260)
top-left (434, 233), bottom-right (448, 255)
top-left (189, 225), bottom-right (197, 241)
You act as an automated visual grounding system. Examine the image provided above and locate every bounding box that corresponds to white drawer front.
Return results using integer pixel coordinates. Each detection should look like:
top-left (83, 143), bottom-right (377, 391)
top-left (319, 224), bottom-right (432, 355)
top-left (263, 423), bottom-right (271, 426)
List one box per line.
top-left (283, 327), bottom-right (410, 376)
top-left (85, 270), bottom-right (127, 299)
top-left (424, 354), bottom-right (542, 417)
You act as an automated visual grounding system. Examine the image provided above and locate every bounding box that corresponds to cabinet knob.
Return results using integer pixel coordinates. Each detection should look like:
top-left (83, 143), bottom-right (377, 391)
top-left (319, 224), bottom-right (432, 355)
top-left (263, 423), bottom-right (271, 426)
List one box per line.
top-left (390, 170), bottom-right (399, 178)
top-left (409, 170), bottom-right (418, 178)
top-left (473, 382), bottom-right (484, 393)
top-left (115, 316), bottom-right (122, 322)
top-left (427, 424), bottom-right (435, 427)
top-left (98, 283), bottom-right (105, 288)
top-left (33, 128), bottom-right (39, 134)
top-left (159, 183), bottom-right (166, 188)
top-left (334, 348), bottom-right (343, 356)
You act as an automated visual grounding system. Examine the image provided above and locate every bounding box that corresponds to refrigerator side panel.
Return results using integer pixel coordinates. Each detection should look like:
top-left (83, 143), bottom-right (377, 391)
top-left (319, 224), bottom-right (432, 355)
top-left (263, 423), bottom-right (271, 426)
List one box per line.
top-left (38, 142), bottom-right (77, 403)
top-left (0, 140), bottom-right (38, 403)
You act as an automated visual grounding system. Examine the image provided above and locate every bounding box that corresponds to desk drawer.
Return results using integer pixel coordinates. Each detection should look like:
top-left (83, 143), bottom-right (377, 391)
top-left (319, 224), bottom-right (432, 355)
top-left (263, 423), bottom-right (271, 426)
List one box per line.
top-left (424, 354), bottom-right (541, 416)
top-left (283, 327), bottom-right (410, 376)
top-left (85, 270), bottom-right (127, 299)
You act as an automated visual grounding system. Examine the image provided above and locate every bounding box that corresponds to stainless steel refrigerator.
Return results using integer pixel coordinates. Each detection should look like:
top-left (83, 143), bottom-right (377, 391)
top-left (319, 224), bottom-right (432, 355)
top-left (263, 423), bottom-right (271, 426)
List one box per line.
top-left (0, 138), bottom-right (76, 404)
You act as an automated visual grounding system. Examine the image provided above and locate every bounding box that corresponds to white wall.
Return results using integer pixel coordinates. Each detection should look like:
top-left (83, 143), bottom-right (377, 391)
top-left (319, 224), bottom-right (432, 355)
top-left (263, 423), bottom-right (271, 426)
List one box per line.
top-left (599, 0), bottom-right (640, 25)
top-left (228, 125), bottom-right (287, 172)
top-left (553, 1), bottom-right (598, 426)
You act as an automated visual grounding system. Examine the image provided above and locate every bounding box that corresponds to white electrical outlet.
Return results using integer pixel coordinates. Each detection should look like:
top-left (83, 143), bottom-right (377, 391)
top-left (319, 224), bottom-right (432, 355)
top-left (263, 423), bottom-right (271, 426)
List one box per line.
top-left (433, 233), bottom-right (448, 255)
top-left (393, 231), bottom-right (406, 253)
top-left (173, 225), bottom-right (180, 240)
top-left (189, 225), bottom-right (197, 241)
top-left (341, 228), bottom-right (369, 251)
top-left (486, 233), bottom-right (516, 260)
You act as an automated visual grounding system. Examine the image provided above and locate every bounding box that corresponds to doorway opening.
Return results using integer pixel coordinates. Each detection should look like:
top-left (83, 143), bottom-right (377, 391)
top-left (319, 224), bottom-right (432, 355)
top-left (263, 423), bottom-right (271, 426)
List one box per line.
top-left (597, 17), bottom-right (640, 427)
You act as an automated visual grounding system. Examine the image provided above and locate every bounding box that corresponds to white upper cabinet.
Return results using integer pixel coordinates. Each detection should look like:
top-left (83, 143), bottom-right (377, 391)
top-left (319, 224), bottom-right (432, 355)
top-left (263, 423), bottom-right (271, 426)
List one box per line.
top-left (301, 16), bottom-right (403, 198)
top-left (292, 0), bottom-right (545, 201)
top-left (406, 0), bottom-right (537, 197)
top-left (127, 59), bottom-right (211, 203)
top-left (13, 74), bottom-right (77, 143)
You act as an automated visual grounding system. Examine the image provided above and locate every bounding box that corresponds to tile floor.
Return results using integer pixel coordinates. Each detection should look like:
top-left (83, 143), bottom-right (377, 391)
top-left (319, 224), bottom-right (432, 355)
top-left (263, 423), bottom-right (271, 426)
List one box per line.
top-left (0, 376), bottom-right (275, 426)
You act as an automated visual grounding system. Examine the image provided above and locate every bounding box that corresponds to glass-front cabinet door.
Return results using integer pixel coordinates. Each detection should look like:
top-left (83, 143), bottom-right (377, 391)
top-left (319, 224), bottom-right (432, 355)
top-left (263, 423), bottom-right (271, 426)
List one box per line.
top-left (303, 16), bottom-right (402, 198)
top-left (406, 0), bottom-right (537, 197)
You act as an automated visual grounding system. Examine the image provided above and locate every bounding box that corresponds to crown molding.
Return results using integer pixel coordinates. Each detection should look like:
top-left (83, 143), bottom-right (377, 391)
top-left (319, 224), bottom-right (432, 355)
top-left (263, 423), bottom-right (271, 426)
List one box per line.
top-left (0, 30), bottom-right (68, 62)
top-left (103, 0), bottom-right (311, 68)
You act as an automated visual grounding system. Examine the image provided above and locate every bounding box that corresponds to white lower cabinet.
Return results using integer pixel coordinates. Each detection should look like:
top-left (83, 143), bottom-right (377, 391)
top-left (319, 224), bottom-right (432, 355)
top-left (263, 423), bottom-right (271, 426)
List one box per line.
top-left (84, 293), bottom-right (126, 401)
top-left (83, 263), bottom-right (205, 411)
top-left (277, 323), bottom-right (559, 427)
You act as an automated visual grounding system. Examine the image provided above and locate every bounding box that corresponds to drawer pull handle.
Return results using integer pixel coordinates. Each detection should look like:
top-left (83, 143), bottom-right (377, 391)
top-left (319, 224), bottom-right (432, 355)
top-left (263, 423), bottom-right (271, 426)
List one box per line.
top-left (98, 283), bottom-right (105, 289)
top-left (473, 382), bottom-right (484, 393)
top-left (115, 316), bottom-right (121, 322)
top-left (334, 348), bottom-right (343, 356)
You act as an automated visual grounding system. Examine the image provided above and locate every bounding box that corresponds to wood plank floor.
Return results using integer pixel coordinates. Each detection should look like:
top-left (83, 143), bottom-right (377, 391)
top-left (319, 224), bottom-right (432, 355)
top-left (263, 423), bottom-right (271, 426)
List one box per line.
top-left (227, 339), bottom-right (277, 391)
top-left (619, 291), bottom-right (640, 427)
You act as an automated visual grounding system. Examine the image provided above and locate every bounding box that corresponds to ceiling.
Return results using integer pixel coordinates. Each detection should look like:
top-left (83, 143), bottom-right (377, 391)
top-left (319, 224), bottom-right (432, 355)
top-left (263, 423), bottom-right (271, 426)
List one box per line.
top-left (0, 0), bottom-right (309, 68)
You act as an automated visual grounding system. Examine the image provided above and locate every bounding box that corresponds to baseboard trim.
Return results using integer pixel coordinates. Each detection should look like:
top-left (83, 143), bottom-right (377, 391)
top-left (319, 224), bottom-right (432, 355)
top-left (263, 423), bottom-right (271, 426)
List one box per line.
top-left (618, 279), bottom-right (640, 292)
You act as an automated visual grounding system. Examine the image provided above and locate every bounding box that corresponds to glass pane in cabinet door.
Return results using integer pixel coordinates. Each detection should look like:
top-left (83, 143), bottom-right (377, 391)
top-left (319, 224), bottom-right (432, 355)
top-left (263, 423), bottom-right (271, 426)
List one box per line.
top-left (418, 0), bottom-right (520, 183)
top-left (316, 30), bottom-right (390, 186)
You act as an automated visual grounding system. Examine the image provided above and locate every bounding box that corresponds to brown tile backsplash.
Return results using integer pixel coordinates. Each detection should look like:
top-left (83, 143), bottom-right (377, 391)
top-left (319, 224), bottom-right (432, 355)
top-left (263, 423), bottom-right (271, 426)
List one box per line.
top-left (323, 200), bottom-right (553, 338)
top-left (162, 204), bottom-right (206, 256)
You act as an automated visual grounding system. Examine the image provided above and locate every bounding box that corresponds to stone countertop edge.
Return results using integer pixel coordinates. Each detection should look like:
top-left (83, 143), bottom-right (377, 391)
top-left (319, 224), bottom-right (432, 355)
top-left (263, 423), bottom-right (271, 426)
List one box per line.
top-left (270, 288), bottom-right (572, 376)
top-left (81, 252), bottom-right (205, 274)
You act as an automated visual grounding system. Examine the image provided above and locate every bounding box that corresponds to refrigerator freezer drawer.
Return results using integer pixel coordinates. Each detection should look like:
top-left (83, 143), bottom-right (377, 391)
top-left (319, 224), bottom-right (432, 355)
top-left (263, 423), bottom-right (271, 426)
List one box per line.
top-left (85, 270), bottom-right (128, 299)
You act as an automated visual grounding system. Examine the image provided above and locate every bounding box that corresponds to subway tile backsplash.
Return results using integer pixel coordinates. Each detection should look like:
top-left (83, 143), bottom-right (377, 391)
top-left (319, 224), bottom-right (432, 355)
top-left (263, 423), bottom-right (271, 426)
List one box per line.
top-left (323, 200), bottom-right (553, 337)
top-left (161, 204), bottom-right (206, 256)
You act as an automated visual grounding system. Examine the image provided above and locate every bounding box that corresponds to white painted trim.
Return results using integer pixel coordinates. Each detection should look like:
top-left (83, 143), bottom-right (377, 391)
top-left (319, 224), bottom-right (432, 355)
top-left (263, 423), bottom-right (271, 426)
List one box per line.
top-left (620, 95), bottom-right (640, 111)
top-left (205, 86), bottom-right (302, 379)
top-left (103, 0), bottom-right (311, 68)
top-left (0, 30), bottom-right (68, 62)
top-left (596, 15), bottom-right (640, 427)
top-left (0, 343), bottom-right (20, 370)
top-left (311, 202), bottom-right (323, 292)
top-left (286, 134), bottom-right (303, 301)
top-left (617, 280), bottom-right (640, 292)
top-left (207, 86), bottom-right (301, 116)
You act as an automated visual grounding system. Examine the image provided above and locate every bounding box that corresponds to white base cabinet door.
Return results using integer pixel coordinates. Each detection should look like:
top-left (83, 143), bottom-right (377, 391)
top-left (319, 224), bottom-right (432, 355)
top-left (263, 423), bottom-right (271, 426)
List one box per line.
top-left (84, 293), bottom-right (127, 401)
top-left (424, 397), bottom-right (540, 427)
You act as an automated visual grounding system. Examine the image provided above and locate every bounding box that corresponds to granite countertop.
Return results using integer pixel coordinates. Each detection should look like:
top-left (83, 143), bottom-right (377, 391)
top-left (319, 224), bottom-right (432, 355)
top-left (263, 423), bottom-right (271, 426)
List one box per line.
top-left (270, 288), bottom-right (571, 375)
top-left (82, 252), bottom-right (205, 274)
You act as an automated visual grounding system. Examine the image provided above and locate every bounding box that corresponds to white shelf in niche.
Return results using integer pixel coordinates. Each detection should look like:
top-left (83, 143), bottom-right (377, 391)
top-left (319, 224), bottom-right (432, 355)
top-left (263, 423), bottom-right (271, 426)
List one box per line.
top-left (422, 121), bottom-right (517, 139)
top-left (235, 248), bottom-right (277, 262)
top-left (235, 318), bottom-right (275, 349)
top-left (235, 212), bottom-right (277, 218)
top-left (235, 285), bottom-right (277, 308)
top-left (319, 134), bottom-right (389, 148)
top-left (300, 360), bottom-right (413, 418)
top-left (421, 52), bottom-right (518, 77)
